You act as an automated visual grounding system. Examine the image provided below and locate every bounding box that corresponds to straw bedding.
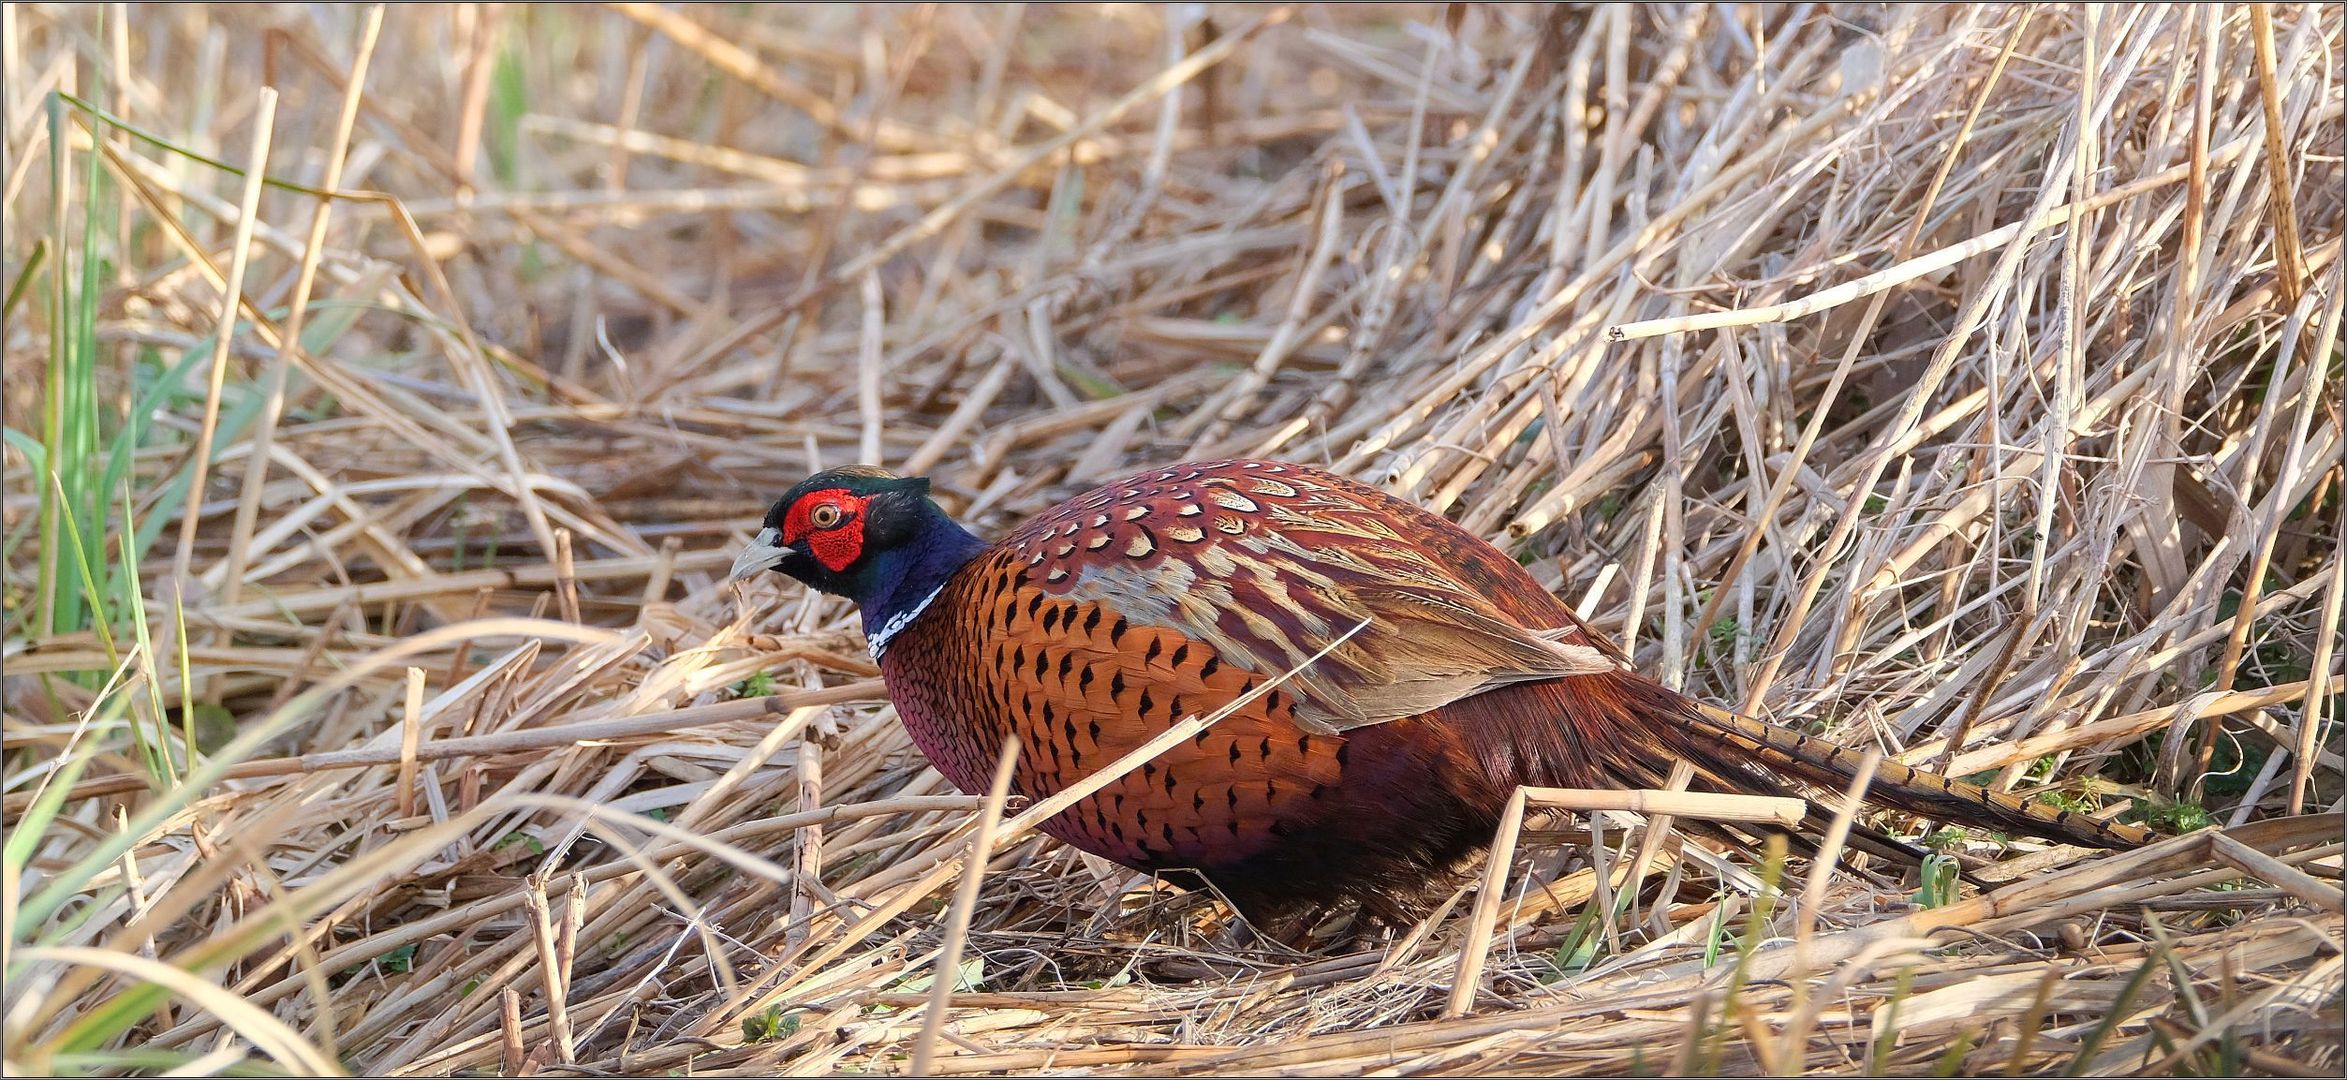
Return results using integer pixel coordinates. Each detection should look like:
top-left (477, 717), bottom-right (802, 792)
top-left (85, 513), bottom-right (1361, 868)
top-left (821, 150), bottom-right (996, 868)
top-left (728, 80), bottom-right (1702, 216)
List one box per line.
top-left (3, 4), bottom-right (2340, 1075)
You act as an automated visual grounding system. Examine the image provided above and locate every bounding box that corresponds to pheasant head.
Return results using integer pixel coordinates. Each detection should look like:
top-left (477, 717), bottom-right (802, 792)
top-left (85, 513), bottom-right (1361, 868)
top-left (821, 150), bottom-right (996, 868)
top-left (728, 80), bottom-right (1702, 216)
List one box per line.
top-left (730, 465), bottom-right (988, 654)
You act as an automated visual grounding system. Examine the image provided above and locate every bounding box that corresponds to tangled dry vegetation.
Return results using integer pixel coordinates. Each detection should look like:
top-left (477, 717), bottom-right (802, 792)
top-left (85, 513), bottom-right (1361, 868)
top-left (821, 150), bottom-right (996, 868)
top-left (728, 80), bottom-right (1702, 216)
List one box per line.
top-left (4, 3), bottom-right (2343, 1075)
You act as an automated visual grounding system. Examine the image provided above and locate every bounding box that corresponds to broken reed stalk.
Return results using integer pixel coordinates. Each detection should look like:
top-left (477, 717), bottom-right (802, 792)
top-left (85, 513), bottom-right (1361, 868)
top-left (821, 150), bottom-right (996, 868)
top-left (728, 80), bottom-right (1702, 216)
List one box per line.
top-left (218, 5), bottom-right (383, 610)
top-left (1446, 787), bottom-right (1527, 1020)
top-left (168, 88), bottom-right (276, 606)
top-left (908, 737), bottom-right (1019, 1077)
top-left (395, 666), bottom-right (423, 820)
top-left (523, 879), bottom-right (577, 1064)
top-left (1518, 787), bottom-right (1807, 826)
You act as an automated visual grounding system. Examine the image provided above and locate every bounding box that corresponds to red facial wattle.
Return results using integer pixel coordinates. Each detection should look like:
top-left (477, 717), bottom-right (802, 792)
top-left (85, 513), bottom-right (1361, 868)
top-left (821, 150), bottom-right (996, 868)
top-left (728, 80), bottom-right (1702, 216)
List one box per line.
top-left (782, 489), bottom-right (867, 572)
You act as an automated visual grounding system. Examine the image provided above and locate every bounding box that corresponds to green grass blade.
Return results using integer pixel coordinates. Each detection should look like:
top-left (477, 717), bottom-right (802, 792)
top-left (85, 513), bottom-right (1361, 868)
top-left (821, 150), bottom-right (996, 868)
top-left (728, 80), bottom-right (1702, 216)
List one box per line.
top-left (171, 580), bottom-right (195, 780)
top-left (48, 470), bottom-right (120, 667)
top-left (119, 484), bottom-right (172, 785)
top-left (1930, 1029), bottom-right (1979, 1077)
top-left (0, 692), bottom-right (127, 885)
top-left (96, 337), bottom-right (217, 592)
top-left (37, 90), bottom-right (70, 641)
top-left (1868, 966), bottom-right (1919, 1075)
top-left (2062, 953), bottom-right (2161, 1076)
top-left (2, 236), bottom-right (46, 322)
top-left (124, 377), bottom-right (271, 575)
top-left (56, 91), bottom-right (346, 199)
top-left (63, 95), bottom-right (109, 633)
top-left (33, 88), bottom-right (114, 650)
top-left (3, 427), bottom-right (48, 476)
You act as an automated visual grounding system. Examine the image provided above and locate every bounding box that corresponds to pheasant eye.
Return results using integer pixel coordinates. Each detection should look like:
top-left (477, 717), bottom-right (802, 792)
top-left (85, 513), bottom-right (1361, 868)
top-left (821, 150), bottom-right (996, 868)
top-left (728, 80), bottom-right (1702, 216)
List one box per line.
top-left (810, 502), bottom-right (845, 529)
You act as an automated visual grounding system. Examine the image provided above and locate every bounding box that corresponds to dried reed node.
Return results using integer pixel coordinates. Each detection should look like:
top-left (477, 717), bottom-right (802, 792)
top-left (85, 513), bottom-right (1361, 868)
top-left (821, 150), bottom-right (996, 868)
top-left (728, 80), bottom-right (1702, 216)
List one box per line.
top-left (3, 4), bottom-right (2341, 1077)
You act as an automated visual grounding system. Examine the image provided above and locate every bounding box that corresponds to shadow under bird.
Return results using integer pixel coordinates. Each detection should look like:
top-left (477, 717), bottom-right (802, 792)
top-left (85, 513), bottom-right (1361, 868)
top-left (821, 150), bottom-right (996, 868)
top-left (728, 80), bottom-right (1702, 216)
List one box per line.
top-left (732, 459), bottom-right (2148, 924)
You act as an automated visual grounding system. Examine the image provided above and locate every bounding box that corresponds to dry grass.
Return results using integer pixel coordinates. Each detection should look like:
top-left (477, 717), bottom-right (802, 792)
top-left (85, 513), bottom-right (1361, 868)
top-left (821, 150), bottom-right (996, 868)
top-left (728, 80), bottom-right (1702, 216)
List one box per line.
top-left (3, 3), bottom-right (2343, 1075)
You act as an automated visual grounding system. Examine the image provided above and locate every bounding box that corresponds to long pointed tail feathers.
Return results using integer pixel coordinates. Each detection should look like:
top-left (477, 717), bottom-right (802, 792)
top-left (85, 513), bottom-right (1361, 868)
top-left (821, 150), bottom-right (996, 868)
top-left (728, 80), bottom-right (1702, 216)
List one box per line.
top-left (1468, 669), bottom-right (2155, 850)
top-left (1516, 670), bottom-right (2155, 850)
top-left (1676, 701), bottom-right (2154, 850)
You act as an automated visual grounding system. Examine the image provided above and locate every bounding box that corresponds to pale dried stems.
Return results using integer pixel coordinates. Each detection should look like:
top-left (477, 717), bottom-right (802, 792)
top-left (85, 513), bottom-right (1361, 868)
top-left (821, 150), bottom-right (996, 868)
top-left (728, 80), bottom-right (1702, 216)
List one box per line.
top-left (2, 4), bottom-right (2340, 1077)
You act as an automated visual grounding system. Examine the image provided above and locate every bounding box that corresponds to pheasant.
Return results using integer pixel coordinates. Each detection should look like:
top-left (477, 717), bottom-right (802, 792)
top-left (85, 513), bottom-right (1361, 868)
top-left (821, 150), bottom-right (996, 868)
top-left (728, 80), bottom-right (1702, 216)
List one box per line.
top-left (730, 459), bottom-right (2148, 922)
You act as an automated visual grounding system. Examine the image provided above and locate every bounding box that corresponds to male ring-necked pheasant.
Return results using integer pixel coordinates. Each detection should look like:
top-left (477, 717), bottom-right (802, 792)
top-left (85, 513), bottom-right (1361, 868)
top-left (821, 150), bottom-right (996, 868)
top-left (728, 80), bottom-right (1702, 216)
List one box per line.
top-left (731, 460), bottom-right (2146, 922)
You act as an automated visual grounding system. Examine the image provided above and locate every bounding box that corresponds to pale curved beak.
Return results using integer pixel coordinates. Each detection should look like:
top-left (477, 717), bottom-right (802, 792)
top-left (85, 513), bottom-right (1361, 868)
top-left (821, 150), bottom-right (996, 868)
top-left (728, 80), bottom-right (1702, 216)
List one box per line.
top-left (730, 527), bottom-right (793, 582)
